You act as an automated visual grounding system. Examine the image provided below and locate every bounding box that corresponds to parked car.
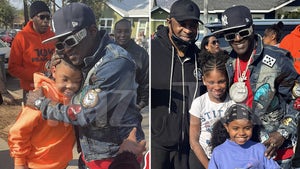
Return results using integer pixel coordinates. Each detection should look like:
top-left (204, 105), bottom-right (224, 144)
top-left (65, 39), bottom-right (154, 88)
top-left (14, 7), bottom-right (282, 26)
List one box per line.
top-left (203, 19), bottom-right (300, 52)
top-left (0, 31), bottom-right (13, 46)
top-left (0, 39), bottom-right (10, 70)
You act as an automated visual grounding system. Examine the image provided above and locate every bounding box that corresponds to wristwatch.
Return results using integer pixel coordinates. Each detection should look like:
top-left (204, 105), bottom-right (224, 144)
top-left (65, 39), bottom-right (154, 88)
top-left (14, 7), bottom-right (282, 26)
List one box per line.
top-left (277, 129), bottom-right (289, 139)
top-left (34, 98), bottom-right (43, 110)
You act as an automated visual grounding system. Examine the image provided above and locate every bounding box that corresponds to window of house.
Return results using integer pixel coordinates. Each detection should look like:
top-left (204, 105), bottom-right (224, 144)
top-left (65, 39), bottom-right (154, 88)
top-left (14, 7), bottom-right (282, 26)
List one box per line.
top-left (99, 18), bottom-right (114, 33)
top-left (136, 19), bottom-right (148, 38)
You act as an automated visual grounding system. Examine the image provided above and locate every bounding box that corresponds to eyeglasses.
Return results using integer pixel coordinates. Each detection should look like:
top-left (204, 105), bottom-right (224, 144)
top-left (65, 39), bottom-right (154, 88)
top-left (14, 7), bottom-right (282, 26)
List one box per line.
top-left (224, 27), bottom-right (253, 41)
top-left (36, 15), bottom-right (51, 20)
top-left (210, 40), bottom-right (219, 45)
top-left (55, 28), bottom-right (87, 52)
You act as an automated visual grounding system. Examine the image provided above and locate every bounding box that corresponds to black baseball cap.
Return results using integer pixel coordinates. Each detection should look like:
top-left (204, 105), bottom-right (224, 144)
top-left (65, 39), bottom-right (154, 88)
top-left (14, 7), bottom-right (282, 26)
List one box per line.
top-left (214, 5), bottom-right (253, 34)
top-left (43, 2), bottom-right (95, 43)
top-left (169, 0), bottom-right (203, 24)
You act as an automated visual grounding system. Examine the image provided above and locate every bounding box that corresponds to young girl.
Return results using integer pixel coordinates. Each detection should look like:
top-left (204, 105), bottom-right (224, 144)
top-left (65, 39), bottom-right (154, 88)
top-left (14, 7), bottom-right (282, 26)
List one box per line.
top-left (208, 104), bottom-right (280, 169)
top-left (189, 52), bottom-right (234, 169)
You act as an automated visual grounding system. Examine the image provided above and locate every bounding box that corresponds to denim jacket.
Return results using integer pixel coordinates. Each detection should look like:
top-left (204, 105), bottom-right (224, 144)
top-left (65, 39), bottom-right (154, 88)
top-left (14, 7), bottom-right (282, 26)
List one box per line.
top-left (226, 34), bottom-right (300, 148)
top-left (40, 31), bottom-right (144, 161)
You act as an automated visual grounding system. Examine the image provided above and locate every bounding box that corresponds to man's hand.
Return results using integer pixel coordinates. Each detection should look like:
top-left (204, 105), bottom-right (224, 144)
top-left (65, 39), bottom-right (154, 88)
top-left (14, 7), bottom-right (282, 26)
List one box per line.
top-left (118, 127), bottom-right (146, 156)
top-left (25, 88), bottom-right (44, 109)
top-left (263, 131), bottom-right (285, 159)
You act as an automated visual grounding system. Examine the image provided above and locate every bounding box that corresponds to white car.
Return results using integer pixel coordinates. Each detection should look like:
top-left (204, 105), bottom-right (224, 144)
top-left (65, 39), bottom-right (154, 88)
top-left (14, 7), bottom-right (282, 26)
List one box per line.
top-left (0, 39), bottom-right (10, 70)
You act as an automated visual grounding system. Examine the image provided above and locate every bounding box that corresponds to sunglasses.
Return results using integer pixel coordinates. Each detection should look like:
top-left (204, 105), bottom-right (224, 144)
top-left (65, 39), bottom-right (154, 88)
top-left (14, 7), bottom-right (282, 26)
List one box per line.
top-left (224, 26), bottom-right (253, 41)
top-left (210, 40), bottom-right (219, 45)
top-left (55, 28), bottom-right (87, 52)
top-left (37, 14), bottom-right (51, 20)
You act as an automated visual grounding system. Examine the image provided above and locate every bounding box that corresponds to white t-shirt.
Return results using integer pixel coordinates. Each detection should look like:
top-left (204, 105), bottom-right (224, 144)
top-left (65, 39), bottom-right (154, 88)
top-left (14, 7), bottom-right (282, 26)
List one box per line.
top-left (189, 93), bottom-right (235, 158)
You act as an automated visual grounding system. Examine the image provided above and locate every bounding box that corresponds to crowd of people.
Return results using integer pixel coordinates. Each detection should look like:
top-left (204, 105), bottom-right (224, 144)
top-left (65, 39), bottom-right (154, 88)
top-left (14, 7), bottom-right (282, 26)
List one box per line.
top-left (3, 0), bottom-right (300, 169)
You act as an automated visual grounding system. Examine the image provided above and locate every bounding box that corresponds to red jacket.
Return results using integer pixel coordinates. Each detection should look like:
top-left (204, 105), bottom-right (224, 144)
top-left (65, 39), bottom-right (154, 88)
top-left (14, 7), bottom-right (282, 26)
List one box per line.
top-left (8, 21), bottom-right (55, 91)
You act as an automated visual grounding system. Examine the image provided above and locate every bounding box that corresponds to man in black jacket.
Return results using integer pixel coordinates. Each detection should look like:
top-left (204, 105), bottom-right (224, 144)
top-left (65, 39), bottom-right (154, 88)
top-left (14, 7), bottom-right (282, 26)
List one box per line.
top-left (151, 0), bottom-right (205, 168)
top-left (114, 19), bottom-right (149, 111)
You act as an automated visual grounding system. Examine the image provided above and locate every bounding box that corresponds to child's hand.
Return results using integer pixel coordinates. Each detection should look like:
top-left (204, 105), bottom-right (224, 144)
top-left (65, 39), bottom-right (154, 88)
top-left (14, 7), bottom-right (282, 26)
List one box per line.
top-left (118, 127), bottom-right (146, 156)
top-left (14, 165), bottom-right (28, 169)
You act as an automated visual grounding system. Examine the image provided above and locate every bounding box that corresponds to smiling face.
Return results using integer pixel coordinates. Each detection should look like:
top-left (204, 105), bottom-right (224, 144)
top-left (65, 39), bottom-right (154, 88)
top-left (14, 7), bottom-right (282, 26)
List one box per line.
top-left (52, 60), bottom-right (82, 99)
top-left (168, 18), bottom-right (198, 42)
top-left (226, 26), bottom-right (255, 59)
top-left (224, 118), bottom-right (253, 145)
top-left (203, 69), bottom-right (228, 103)
top-left (114, 20), bottom-right (132, 48)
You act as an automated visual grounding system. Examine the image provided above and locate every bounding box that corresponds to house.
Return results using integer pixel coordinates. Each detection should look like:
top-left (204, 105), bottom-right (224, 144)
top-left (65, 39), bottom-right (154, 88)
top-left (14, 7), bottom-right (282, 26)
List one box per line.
top-left (98, 0), bottom-right (149, 40)
top-left (151, 0), bottom-right (300, 34)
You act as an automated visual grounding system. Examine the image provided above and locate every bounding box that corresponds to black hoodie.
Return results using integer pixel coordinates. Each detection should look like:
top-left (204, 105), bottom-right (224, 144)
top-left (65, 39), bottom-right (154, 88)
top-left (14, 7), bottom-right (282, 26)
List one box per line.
top-left (151, 26), bottom-right (206, 151)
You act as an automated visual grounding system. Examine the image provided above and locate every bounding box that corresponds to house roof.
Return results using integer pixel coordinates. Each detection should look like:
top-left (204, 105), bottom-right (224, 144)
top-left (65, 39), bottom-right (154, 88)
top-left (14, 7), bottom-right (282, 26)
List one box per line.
top-left (153, 0), bottom-right (296, 13)
top-left (106, 0), bottom-right (149, 18)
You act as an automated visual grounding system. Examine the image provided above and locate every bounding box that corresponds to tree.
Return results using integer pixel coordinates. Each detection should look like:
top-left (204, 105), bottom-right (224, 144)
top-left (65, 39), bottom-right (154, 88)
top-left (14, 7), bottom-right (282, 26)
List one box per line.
top-left (0, 0), bottom-right (15, 29)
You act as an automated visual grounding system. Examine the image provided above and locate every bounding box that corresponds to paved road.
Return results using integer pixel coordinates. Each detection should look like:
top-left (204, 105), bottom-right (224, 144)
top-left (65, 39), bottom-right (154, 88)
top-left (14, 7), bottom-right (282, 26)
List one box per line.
top-left (0, 75), bottom-right (149, 168)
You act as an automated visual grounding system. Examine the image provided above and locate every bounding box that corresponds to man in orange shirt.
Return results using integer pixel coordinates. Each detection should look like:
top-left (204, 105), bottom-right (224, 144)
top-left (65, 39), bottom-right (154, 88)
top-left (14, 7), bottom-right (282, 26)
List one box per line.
top-left (8, 58), bottom-right (82, 169)
top-left (8, 1), bottom-right (55, 103)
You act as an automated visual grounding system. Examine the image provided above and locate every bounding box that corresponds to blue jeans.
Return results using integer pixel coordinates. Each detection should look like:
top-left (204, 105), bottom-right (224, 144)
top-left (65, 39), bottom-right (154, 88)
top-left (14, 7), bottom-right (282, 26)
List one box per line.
top-left (277, 158), bottom-right (292, 169)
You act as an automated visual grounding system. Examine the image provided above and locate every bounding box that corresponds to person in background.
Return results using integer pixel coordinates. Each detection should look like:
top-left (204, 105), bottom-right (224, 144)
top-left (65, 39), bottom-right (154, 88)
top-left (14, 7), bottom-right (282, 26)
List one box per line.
top-left (151, 0), bottom-right (205, 168)
top-left (8, 1), bottom-right (55, 104)
top-left (208, 104), bottom-right (280, 169)
top-left (213, 5), bottom-right (300, 168)
top-left (263, 21), bottom-right (284, 47)
top-left (26, 3), bottom-right (146, 169)
top-left (8, 58), bottom-right (82, 169)
top-left (199, 35), bottom-right (222, 55)
top-left (280, 24), bottom-right (300, 74)
top-left (114, 19), bottom-right (149, 111)
top-left (189, 52), bottom-right (234, 169)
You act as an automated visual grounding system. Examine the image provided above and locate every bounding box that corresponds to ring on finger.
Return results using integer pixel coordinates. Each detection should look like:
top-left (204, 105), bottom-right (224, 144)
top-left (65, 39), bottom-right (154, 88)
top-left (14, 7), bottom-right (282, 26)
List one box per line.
top-left (271, 143), bottom-right (276, 147)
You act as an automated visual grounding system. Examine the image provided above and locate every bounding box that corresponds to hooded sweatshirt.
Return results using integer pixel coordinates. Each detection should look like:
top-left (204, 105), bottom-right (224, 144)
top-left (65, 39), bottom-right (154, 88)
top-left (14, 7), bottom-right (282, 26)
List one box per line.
top-left (151, 26), bottom-right (205, 151)
top-left (8, 73), bottom-right (75, 169)
top-left (8, 21), bottom-right (55, 91)
top-left (280, 25), bottom-right (300, 74)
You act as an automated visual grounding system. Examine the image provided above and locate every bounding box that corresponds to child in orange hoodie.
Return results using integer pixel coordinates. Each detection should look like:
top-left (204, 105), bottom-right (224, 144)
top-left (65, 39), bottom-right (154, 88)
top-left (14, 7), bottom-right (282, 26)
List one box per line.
top-left (8, 57), bottom-right (82, 169)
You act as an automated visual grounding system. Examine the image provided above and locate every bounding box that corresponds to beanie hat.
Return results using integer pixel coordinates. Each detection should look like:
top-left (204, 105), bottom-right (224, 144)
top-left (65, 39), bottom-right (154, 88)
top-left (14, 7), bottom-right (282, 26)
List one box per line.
top-left (30, 1), bottom-right (50, 18)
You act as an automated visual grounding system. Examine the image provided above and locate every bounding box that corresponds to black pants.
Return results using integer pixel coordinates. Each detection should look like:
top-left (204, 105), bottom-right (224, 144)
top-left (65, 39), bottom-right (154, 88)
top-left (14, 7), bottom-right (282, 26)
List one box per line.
top-left (151, 146), bottom-right (189, 169)
top-left (189, 150), bottom-right (206, 169)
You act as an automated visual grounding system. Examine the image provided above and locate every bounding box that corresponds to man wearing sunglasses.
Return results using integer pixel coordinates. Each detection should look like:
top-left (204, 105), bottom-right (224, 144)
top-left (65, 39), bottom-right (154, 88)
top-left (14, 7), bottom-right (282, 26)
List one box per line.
top-left (214, 5), bottom-right (300, 169)
top-left (8, 1), bottom-right (55, 103)
top-left (26, 2), bottom-right (146, 169)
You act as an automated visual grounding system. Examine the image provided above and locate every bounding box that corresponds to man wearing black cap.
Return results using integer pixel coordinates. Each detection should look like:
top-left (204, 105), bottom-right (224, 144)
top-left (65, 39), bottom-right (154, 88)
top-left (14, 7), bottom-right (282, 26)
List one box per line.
top-left (214, 5), bottom-right (300, 169)
top-left (26, 2), bottom-right (146, 169)
top-left (8, 1), bottom-right (55, 103)
top-left (151, 0), bottom-right (205, 168)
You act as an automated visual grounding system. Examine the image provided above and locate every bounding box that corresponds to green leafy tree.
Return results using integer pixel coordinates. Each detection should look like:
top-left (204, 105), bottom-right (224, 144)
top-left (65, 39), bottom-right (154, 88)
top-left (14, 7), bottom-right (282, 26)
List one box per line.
top-left (0, 0), bottom-right (15, 29)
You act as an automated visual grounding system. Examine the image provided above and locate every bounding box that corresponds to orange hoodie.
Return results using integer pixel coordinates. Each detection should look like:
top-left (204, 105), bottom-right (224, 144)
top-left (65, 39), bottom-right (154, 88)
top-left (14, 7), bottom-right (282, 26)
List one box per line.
top-left (8, 73), bottom-right (75, 169)
top-left (280, 25), bottom-right (300, 74)
top-left (8, 21), bottom-right (55, 91)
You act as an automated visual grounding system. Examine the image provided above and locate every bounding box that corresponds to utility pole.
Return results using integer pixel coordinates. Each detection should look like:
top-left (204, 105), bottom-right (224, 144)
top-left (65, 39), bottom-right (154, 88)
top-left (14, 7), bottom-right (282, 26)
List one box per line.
top-left (23, 0), bottom-right (29, 26)
top-left (203, 0), bottom-right (208, 36)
